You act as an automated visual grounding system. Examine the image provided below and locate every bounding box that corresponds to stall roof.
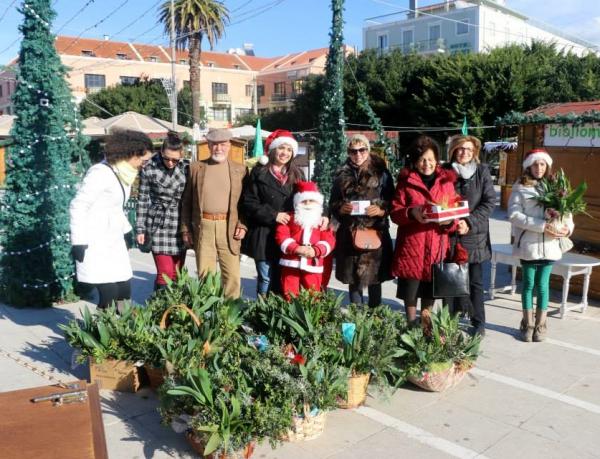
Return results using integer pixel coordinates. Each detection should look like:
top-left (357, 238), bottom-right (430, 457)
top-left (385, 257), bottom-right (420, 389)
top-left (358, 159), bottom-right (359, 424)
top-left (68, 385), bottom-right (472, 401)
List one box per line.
top-left (497, 100), bottom-right (600, 126)
top-left (525, 101), bottom-right (600, 117)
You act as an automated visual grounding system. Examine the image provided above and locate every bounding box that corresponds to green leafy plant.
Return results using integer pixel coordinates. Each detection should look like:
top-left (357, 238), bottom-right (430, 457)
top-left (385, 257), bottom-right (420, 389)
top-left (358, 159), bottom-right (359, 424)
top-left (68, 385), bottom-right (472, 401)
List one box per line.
top-left (340, 305), bottom-right (407, 389)
top-left (533, 168), bottom-right (589, 218)
top-left (397, 307), bottom-right (480, 379)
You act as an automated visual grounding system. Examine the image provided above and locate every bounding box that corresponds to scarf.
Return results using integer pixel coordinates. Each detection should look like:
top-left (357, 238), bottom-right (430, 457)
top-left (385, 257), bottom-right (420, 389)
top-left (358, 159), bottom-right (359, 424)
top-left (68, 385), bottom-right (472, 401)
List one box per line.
top-left (452, 161), bottom-right (477, 180)
top-left (418, 172), bottom-right (436, 190)
top-left (114, 160), bottom-right (138, 186)
top-left (269, 164), bottom-right (288, 185)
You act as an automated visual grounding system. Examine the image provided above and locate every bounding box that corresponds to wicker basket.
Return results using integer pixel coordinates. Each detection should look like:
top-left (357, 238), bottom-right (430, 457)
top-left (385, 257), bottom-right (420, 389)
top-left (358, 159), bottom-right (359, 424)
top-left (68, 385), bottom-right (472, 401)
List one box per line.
top-left (338, 373), bottom-right (370, 409)
top-left (160, 304), bottom-right (202, 330)
top-left (407, 362), bottom-right (470, 392)
top-left (185, 432), bottom-right (255, 459)
top-left (282, 404), bottom-right (327, 442)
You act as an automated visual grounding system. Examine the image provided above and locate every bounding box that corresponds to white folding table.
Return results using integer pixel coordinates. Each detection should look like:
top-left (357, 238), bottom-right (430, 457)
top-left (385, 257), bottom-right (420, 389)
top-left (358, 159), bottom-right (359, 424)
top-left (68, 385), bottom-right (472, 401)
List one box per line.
top-left (490, 243), bottom-right (600, 318)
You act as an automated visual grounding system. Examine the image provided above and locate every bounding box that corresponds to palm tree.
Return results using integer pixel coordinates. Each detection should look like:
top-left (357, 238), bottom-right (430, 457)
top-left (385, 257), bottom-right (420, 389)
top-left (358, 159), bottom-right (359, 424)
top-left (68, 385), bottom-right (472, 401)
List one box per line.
top-left (159, 0), bottom-right (229, 125)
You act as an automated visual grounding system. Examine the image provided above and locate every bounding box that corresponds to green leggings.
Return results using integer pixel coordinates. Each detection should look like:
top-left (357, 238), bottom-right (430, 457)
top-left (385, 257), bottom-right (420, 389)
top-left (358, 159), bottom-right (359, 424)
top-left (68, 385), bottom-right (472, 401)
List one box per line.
top-left (521, 261), bottom-right (553, 311)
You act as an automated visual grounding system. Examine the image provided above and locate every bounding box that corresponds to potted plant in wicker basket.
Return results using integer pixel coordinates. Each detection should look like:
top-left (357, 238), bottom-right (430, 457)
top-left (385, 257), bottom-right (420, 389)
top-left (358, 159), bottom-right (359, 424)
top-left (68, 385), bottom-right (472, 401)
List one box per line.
top-left (398, 307), bottom-right (480, 392)
top-left (337, 305), bottom-right (407, 408)
top-left (60, 304), bottom-right (156, 391)
top-left (280, 344), bottom-right (347, 442)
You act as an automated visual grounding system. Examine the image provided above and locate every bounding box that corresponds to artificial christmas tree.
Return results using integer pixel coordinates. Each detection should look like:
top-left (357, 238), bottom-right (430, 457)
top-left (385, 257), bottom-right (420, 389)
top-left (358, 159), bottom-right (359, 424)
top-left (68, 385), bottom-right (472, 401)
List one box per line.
top-left (0, 0), bottom-right (89, 306)
top-left (313, 0), bottom-right (346, 199)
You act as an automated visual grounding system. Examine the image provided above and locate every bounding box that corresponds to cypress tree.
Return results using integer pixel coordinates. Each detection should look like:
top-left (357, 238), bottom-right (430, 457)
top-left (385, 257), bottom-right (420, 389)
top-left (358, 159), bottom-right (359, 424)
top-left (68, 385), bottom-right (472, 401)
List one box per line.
top-left (314, 0), bottom-right (346, 199)
top-left (0, 0), bottom-right (89, 306)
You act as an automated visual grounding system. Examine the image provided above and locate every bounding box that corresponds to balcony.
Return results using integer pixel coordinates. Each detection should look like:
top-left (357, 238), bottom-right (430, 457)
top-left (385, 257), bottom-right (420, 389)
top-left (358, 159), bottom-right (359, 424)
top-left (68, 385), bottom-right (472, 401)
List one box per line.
top-left (271, 93), bottom-right (288, 102)
top-left (390, 38), bottom-right (447, 55)
top-left (212, 93), bottom-right (231, 105)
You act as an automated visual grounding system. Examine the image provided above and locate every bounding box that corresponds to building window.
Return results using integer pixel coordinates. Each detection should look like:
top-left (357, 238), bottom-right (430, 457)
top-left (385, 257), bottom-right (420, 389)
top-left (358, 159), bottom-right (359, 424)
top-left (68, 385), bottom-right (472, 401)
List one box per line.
top-left (377, 34), bottom-right (388, 52)
top-left (206, 61), bottom-right (215, 67)
top-left (120, 76), bottom-right (139, 85)
top-left (274, 82), bottom-right (286, 95)
top-left (179, 59), bottom-right (186, 64)
top-left (233, 64), bottom-right (240, 69)
top-left (116, 53), bottom-right (128, 60)
top-left (257, 85), bottom-right (265, 97)
top-left (291, 79), bottom-right (304, 96)
top-left (211, 107), bottom-right (229, 121)
top-left (456, 19), bottom-right (469, 35)
top-left (84, 74), bottom-right (106, 93)
top-left (148, 56), bottom-right (158, 62)
top-left (0, 85), bottom-right (3, 97)
top-left (245, 84), bottom-right (253, 97)
top-left (212, 82), bottom-right (228, 96)
top-left (81, 50), bottom-right (95, 57)
top-left (235, 108), bottom-right (252, 119)
top-left (429, 24), bottom-right (441, 42)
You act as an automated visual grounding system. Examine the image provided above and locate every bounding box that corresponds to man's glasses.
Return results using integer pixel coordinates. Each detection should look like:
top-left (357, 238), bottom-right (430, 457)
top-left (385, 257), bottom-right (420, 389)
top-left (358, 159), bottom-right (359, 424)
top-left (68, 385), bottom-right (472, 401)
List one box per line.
top-left (162, 156), bottom-right (181, 164)
top-left (348, 147), bottom-right (368, 155)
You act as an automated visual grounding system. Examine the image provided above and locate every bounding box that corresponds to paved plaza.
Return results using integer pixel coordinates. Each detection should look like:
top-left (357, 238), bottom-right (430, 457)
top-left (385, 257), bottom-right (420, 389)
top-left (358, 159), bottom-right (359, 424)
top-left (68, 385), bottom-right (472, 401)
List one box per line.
top-left (1, 203), bottom-right (599, 459)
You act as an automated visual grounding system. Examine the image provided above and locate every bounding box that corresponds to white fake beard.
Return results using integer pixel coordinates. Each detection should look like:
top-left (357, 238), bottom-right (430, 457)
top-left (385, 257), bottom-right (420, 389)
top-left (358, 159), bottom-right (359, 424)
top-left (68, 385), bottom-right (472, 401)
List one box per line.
top-left (294, 203), bottom-right (323, 230)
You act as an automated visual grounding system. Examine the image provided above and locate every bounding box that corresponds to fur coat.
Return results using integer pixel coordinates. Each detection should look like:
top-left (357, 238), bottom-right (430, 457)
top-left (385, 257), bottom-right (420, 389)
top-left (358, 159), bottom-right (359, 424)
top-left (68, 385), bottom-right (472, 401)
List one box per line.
top-left (329, 155), bottom-right (394, 288)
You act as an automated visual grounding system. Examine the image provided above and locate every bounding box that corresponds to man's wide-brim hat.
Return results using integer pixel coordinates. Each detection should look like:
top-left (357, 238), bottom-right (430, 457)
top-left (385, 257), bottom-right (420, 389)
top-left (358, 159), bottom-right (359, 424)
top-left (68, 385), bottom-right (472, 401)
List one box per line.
top-left (294, 180), bottom-right (323, 206)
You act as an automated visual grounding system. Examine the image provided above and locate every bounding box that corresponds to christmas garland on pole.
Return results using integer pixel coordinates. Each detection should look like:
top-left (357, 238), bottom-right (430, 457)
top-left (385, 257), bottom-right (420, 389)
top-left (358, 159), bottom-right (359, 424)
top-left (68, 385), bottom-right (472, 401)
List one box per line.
top-left (313, 0), bottom-right (346, 200)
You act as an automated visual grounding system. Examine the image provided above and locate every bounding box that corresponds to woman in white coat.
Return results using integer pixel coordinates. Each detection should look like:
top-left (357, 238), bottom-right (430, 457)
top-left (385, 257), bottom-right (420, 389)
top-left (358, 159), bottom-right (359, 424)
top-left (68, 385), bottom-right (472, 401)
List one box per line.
top-left (508, 149), bottom-right (573, 342)
top-left (70, 130), bottom-right (153, 309)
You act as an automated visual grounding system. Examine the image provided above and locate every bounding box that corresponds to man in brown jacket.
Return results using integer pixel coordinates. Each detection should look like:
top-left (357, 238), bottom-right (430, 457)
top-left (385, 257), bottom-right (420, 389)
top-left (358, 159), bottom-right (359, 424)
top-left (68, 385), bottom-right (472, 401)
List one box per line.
top-left (180, 128), bottom-right (248, 298)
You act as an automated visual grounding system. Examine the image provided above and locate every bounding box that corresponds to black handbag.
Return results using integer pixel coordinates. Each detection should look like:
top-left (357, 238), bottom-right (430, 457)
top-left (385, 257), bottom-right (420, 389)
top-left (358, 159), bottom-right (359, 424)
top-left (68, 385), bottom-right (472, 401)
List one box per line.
top-left (432, 236), bottom-right (470, 298)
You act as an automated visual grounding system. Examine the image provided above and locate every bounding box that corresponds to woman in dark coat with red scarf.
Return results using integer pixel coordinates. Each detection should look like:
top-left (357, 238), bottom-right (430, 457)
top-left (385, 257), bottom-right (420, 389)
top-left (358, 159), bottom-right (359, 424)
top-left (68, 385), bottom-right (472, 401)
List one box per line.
top-left (390, 136), bottom-right (458, 327)
top-left (242, 129), bottom-right (305, 296)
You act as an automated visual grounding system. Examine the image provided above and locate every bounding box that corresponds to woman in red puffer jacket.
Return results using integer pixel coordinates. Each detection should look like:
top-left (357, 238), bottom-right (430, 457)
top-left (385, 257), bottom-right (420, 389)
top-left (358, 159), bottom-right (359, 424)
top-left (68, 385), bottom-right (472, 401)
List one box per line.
top-left (390, 136), bottom-right (458, 327)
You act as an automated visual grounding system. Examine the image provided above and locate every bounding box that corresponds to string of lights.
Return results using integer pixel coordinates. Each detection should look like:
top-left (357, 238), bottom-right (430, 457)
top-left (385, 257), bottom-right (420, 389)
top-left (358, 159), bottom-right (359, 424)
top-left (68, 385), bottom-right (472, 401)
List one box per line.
top-left (0, 233), bottom-right (71, 256)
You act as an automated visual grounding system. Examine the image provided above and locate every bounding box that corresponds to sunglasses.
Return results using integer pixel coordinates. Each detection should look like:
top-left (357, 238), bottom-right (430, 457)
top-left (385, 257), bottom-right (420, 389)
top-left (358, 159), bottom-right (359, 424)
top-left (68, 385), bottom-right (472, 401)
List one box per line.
top-left (348, 147), bottom-right (368, 155)
top-left (162, 156), bottom-right (181, 164)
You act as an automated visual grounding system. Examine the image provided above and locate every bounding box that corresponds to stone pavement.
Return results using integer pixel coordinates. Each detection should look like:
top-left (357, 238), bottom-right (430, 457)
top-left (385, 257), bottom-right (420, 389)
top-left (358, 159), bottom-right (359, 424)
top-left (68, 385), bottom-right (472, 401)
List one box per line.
top-left (1, 205), bottom-right (600, 459)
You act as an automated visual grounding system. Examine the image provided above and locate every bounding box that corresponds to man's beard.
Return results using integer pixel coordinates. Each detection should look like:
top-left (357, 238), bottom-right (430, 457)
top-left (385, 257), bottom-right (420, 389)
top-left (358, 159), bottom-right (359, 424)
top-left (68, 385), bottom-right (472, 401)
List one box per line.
top-left (294, 203), bottom-right (323, 230)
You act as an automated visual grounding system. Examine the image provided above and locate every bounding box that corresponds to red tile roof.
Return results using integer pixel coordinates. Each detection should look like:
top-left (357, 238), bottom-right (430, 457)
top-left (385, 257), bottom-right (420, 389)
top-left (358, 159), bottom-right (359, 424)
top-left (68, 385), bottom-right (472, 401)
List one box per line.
top-left (55, 36), bottom-right (135, 60)
top-left (525, 101), bottom-right (600, 117)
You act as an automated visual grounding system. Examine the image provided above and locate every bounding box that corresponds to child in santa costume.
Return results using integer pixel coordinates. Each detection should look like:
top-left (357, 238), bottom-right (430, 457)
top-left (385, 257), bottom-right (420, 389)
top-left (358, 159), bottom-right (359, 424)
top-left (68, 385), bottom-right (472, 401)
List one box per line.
top-left (275, 181), bottom-right (336, 299)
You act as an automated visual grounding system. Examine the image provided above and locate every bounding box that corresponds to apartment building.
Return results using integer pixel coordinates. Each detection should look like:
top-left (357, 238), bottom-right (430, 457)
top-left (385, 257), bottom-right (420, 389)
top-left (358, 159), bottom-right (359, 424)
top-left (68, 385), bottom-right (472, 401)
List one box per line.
top-left (0, 36), bottom-right (336, 127)
top-left (363, 0), bottom-right (598, 57)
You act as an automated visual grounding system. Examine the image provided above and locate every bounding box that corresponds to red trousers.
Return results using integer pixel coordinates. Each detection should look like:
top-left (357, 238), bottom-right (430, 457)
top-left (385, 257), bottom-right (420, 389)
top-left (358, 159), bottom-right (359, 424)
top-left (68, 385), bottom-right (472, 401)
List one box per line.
top-left (281, 267), bottom-right (322, 300)
top-left (152, 252), bottom-right (186, 286)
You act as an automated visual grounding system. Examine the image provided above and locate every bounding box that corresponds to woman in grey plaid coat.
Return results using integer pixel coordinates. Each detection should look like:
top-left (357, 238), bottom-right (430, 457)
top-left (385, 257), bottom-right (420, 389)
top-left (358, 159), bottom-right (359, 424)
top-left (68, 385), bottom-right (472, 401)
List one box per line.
top-left (136, 132), bottom-right (189, 288)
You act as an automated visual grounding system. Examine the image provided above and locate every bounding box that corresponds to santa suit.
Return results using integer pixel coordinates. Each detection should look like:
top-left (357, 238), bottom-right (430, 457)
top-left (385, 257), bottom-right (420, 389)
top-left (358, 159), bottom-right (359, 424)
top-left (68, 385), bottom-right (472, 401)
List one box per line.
top-left (274, 213), bottom-right (336, 299)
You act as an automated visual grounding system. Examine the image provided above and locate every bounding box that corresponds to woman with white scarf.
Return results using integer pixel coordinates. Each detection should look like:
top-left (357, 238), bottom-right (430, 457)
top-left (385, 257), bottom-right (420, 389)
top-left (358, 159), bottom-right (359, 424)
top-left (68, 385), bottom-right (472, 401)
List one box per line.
top-left (444, 135), bottom-right (496, 337)
top-left (70, 130), bottom-right (153, 309)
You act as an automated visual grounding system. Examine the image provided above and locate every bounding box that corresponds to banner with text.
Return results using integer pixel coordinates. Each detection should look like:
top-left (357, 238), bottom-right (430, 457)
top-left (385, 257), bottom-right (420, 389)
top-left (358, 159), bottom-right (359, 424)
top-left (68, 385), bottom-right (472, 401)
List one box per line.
top-left (544, 123), bottom-right (600, 147)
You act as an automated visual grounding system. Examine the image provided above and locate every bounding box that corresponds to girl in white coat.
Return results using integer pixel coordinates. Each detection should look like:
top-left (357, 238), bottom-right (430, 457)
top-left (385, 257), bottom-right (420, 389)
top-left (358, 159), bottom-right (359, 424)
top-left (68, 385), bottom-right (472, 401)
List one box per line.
top-left (508, 149), bottom-right (573, 342)
top-left (70, 130), bottom-right (153, 309)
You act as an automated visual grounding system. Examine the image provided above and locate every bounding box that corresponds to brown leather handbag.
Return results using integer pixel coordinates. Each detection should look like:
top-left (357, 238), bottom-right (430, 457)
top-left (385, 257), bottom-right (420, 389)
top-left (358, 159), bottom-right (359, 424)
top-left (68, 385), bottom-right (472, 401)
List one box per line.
top-left (352, 228), bottom-right (381, 251)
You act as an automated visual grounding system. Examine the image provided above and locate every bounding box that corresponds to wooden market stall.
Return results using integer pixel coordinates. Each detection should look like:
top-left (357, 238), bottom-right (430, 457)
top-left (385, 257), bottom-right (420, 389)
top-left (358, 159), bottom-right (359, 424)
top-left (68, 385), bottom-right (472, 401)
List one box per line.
top-left (498, 100), bottom-right (600, 298)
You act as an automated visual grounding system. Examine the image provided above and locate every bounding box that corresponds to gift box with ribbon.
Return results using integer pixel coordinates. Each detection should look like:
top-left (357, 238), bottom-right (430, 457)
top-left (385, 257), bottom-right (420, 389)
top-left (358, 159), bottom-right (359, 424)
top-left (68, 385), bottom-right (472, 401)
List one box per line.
top-left (423, 200), bottom-right (470, 223)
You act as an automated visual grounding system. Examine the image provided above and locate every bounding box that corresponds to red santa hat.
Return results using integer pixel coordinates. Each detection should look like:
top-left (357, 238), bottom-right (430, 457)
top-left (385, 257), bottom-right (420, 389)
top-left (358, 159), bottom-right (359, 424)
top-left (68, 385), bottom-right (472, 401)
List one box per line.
top-left (293, 181), bottom-right (324, 206)
top-left (523, 148), bottom-right (553, 170)
top-left (259, 129), bottom-right (298, 165)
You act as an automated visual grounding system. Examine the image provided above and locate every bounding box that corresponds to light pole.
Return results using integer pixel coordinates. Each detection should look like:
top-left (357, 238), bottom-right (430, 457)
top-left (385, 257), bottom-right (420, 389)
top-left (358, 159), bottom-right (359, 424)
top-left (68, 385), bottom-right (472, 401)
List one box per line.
top-left (170, 0), bottom-right (178, 129)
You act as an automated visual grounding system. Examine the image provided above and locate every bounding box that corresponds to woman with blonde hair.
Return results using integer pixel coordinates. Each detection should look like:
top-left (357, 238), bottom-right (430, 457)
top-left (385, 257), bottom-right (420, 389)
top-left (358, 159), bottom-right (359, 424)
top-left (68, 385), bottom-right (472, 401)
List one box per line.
top-left (444, 135), bottom-right (496, 337)
top-left (329, 134), bottom-right (394, 306)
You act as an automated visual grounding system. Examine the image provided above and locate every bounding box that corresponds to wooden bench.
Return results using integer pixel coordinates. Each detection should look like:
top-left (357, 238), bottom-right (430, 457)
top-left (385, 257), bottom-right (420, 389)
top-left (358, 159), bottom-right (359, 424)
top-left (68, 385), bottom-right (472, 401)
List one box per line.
top-left (490, 243), bottom-right (600, 318)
